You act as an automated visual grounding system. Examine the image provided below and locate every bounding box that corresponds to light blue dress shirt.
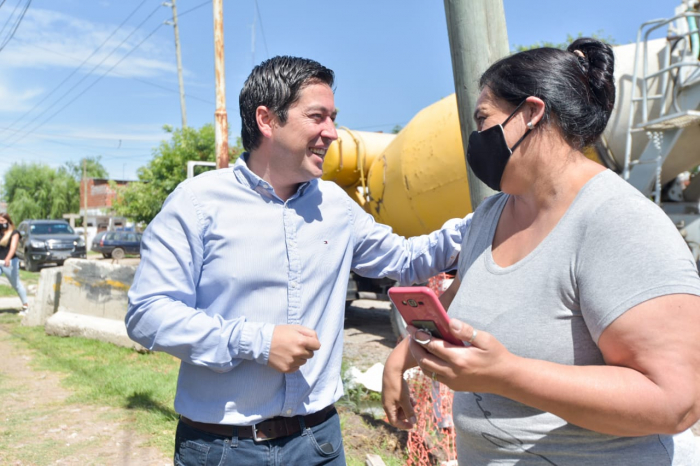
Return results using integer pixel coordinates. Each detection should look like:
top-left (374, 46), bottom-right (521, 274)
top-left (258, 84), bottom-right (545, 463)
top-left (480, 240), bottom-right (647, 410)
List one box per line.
top-left (126, 154), bottom-right (471, 425)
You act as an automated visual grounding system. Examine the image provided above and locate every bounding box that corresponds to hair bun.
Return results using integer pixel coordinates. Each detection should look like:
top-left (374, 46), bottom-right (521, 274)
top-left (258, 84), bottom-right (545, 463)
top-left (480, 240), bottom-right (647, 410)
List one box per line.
top-left (567, 38), bottom-right (615, 113)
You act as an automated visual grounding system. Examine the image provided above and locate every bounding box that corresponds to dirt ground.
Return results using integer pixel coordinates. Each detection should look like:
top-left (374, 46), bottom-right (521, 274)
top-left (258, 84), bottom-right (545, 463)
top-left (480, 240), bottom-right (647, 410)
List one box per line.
top-left (0, 296), bottom-right (405, 465)
top-left (0, 320), bottom-right (171, 465)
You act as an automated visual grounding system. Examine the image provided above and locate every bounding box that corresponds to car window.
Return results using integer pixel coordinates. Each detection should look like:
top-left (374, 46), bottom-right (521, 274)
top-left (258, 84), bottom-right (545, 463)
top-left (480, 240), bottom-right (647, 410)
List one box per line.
top-left (126, 233), bottom-right (137, 242)
top-left (105, 233), bottom-right (117, 241)
top-left (30, 223), bottom-right (74, 235)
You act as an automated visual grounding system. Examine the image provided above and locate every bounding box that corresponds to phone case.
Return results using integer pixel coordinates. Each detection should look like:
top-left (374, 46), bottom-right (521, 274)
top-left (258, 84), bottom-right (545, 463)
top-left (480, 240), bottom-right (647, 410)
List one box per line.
top-left (388, 286), bottom-right (464, 346)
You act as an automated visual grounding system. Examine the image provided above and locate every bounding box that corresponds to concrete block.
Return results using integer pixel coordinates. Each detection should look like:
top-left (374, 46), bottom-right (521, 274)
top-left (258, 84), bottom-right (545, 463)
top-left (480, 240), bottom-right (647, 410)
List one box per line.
top-left (45, 311), bottom-right (145, 351)
top-left (59, 259), bottom-right (136, 321)
top-left (22, 267), bottom-right (62, 327)
top-left (43, 258), bottom-right (141, 350)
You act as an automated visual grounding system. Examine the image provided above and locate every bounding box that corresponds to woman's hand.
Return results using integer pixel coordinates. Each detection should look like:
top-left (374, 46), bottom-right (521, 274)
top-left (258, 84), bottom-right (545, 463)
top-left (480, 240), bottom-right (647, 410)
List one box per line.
top-left (408, 318), bottom-right (516, 394)
top-left (3, 258), bottom-right (9, 268)
top-left (382, 338), bottom-right (417, 430)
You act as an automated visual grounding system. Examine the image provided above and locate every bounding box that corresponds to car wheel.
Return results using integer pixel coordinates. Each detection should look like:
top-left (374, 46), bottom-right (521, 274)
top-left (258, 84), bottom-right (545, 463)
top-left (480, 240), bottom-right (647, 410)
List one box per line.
top-left (24, 252), bottom-right (38, 272)
top-left (102, 253), bottom-right (111, 259)
top-left (111, 247), bottom-right (125, 261)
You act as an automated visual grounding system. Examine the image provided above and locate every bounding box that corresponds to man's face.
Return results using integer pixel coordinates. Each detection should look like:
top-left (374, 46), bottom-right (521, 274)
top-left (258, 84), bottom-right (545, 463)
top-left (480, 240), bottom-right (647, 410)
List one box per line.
top-left (268, 82), bottom-right (338, 184)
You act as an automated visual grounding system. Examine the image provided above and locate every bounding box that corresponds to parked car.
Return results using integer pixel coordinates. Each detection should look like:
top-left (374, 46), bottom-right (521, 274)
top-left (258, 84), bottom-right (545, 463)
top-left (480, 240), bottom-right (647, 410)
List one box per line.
top-left (91, 231), bottom-right (142, 259)
top-left (16, 220), bottom-right (87, 272)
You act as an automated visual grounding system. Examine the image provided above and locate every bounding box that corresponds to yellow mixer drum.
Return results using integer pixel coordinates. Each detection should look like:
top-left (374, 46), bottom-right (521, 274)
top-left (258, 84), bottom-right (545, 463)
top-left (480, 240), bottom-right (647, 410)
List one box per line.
top-left (366, 94), bottom-right (472, 238)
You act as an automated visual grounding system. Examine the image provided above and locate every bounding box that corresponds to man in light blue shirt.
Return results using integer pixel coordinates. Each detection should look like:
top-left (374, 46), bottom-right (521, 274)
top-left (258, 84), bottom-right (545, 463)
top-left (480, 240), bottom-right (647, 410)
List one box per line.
top-left (126, 56), bottom-right (470, 465)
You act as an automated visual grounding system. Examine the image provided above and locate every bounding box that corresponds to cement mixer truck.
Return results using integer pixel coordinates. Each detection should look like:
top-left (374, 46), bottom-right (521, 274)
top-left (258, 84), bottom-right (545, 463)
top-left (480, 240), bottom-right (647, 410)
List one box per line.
top-left (321, 1), bottom-right (700, 334)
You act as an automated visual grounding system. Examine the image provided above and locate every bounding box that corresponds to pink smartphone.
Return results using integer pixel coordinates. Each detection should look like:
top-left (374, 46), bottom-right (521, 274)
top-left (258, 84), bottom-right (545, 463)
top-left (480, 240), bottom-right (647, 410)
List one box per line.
top-left (388, 286), bottom-right (464, 346)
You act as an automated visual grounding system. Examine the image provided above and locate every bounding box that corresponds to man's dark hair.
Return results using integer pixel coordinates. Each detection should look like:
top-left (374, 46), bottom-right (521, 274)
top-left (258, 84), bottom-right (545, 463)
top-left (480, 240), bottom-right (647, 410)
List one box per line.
top-left (480, 38), bottom-right (615, 150)
top-left (239, 56), bottom-right (335, 151)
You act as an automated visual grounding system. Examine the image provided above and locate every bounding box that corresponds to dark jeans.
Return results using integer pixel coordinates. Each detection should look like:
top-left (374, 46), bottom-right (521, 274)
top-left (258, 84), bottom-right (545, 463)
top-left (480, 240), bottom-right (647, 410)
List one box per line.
top-left (174, 410), bottom-right (346, 465)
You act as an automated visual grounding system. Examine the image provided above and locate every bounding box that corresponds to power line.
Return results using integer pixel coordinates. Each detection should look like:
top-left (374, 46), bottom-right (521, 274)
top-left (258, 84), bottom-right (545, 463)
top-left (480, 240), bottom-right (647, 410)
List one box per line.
top-left (0, 0), bottom-right (23, 42)
top-left (0, 23), bottom-right (166, 153)
top-left (254, 0), bottom-right (269, 58)
top-left (0, 0), bottom-right (213, 156)
top-left (0, 0), bottom-right (150, 136)
top-left (0, 3), bottom-right (164, 149)
top-left (17, 39), bottom-right (215, 105)
top-left (0, 0), bottom-right (30, 53)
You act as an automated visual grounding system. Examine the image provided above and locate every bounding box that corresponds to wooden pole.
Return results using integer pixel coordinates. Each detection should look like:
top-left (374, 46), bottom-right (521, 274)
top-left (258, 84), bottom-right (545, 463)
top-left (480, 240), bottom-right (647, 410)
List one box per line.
top-left (443, 0), bottom-right (510, 210)
top-left (213, 0), bottom-right (229, 169)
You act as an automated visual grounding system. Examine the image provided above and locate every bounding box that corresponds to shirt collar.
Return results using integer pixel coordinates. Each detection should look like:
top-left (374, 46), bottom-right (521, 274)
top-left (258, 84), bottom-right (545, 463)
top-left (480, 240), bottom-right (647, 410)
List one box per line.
top-left (233, 153), bottom-right (315, 199)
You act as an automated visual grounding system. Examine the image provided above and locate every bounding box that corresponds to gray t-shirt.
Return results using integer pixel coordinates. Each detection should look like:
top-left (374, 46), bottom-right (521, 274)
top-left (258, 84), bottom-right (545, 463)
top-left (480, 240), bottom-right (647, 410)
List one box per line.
top-left (451, 170), bottom-right (700, 465)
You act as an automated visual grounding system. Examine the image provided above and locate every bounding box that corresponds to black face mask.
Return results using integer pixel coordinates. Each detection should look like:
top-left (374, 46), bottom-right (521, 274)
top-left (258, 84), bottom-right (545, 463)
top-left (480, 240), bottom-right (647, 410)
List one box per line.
top-left (0, 223), bottom-right (7, 230)
top-left (466, 100), bottom-right (532, 191)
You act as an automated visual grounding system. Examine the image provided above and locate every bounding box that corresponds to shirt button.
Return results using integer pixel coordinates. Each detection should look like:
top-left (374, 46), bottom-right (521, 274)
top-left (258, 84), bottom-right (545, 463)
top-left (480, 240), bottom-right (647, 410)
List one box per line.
top-left (286, 409), bottom-right (292, 415)
top-left (291, 282), bottom-right (298, 288)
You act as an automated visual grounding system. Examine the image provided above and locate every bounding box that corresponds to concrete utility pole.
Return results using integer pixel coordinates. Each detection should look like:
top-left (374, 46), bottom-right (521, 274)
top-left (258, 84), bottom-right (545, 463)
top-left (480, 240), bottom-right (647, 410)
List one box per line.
top-left (213, 0), bottom-right (229, 169)
top-left (164, 0), bottom-right (188, 128)
top-left (443, 0), bottom-right (510, 210)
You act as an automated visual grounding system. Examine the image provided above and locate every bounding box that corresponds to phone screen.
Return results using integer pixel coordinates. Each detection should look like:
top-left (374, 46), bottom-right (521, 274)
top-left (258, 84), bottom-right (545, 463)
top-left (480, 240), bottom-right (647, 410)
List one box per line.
top-left (411, 320), bottom-right (445, 340)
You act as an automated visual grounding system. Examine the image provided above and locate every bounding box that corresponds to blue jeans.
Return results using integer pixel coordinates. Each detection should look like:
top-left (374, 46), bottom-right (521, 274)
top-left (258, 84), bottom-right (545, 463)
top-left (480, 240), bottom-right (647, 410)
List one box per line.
top-left (0, 258), bottom-right (27, 305)
top-left (174, 409), bottom-right (346, 466)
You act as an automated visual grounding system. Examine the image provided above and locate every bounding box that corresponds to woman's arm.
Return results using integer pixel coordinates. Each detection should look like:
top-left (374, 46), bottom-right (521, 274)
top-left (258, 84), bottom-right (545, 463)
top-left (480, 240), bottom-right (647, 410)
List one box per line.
top-left (5, 232), bottom-right (19, 266)
top-left (382, 276), bottom-right (462, 429)
top-left (439, 275), bottom-right (460, 311)
top-left (382, 337), bottom-right (419, 429)
top-left (411, 293), bottom-right (700, 437)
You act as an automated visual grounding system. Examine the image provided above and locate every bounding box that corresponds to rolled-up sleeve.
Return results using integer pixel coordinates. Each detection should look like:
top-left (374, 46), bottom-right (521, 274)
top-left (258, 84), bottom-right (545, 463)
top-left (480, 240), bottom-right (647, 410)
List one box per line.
top-left (350, 200), bottom-right (472, 285)
top-left (125, 185), bottom-right (274, 372)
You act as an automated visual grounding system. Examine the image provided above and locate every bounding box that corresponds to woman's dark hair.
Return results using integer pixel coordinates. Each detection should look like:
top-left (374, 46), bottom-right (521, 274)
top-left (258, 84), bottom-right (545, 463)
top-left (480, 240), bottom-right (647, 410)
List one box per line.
top-left (0, 213), bottom-right (14, 227)
top-left (239, 56), bottom-right (335, 151)
top-left (480, 38), bottom-right (615, 149)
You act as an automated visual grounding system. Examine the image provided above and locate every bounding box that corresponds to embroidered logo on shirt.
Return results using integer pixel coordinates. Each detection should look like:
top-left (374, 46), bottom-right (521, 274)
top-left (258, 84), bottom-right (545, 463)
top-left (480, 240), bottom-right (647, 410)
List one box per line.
top-left (323, 241), bottom-right (328, 244)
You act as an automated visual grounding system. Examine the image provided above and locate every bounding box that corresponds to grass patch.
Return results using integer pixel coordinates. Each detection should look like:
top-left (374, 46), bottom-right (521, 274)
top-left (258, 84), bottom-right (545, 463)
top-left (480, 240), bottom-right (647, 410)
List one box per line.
top-left (0, 316), bottom-right (406, 463)
top-left (0, 284), bottom-right (19, 297)
top-left (0, 315), bottom-right (179, 454)
top-left (19, 269), bottom-right (40, 287)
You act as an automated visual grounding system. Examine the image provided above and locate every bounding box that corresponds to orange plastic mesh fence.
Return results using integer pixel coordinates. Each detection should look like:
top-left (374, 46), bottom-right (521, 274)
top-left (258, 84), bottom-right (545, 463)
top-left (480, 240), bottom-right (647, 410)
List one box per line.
top-left (403, 273), bottom-right (457, 465)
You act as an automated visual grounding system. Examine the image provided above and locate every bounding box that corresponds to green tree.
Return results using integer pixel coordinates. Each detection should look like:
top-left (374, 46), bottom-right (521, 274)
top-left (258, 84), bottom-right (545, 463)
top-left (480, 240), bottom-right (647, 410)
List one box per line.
top-left (2, 157), bottom-right (109, 224)
top-left (64, 155), bottom-right (109, 181)
top-left (111, 124), bottom-right (243, 225)
top-left (513, 30), bottom-right (617, 52)
top-left (391, 124), bottom-right (403, 134)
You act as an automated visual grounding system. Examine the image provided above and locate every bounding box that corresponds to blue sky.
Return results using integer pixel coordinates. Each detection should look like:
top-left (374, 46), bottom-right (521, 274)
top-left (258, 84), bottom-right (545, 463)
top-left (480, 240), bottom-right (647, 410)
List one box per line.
top-left (0, 0), bottom-right (678, 182)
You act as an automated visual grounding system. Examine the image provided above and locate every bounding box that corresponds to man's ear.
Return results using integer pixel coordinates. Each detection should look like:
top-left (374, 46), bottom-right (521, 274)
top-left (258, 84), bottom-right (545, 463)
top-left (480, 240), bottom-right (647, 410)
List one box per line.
top-left (256, 106), bottom-right (276, 139)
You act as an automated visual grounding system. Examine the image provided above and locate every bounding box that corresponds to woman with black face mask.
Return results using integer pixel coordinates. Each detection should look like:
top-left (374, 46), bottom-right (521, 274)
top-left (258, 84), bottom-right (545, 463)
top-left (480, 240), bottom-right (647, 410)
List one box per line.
top-left (382, 38), bottom-right (700, 465)
top-left (0, 213), bottom-right (29, 315)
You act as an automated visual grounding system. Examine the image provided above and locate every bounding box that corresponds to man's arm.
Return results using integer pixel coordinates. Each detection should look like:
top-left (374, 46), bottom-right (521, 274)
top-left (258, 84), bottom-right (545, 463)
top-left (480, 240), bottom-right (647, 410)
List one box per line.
top-left (350, 202), bottom-right (472, 285)
top-left (126, 186), bottom-right (276, 372)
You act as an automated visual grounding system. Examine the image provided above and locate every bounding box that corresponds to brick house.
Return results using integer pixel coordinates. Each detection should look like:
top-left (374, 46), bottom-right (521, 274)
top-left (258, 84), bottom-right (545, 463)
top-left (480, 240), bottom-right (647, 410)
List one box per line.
top-left (78, 179), bottom-right (131, 245)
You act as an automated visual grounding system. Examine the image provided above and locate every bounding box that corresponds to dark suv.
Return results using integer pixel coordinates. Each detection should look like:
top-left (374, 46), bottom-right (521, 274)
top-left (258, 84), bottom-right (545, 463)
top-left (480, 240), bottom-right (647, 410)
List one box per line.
top-left (16, 220), bottom-right (87, 272)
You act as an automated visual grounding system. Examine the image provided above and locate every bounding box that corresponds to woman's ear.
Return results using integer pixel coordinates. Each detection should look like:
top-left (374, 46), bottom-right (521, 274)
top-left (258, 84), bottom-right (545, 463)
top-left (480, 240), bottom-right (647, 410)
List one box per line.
top-left (256, 106), bottom-right (276, 139)
top-left (524, 96), bottom-right (545, 128)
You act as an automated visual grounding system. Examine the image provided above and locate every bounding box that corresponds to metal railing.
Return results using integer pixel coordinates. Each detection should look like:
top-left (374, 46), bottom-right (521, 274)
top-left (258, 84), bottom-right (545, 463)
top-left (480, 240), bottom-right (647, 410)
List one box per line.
top-left (622, 11), bottom-right (700, 198)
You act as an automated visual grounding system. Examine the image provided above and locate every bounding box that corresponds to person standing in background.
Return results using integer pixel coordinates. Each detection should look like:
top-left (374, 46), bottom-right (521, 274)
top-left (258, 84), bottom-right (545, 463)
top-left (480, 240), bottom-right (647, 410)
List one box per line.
top-left (0, 213), bottom-right (29, 315)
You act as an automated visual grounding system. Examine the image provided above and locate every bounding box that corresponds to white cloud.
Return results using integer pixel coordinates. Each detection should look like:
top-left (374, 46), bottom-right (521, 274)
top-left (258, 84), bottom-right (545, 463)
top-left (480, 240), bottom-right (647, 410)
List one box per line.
top-left (1, 8), bottom-right (176, 79)
top-left (0, 82), bottom-right (44, 113)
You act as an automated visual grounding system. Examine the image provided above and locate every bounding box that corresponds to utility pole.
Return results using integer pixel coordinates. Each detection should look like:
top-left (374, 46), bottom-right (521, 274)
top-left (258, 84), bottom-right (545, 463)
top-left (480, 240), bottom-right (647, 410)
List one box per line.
top-left (164, 0), bottom-right (187, 128)
top-left (443, 0), bottom-right (509, 210)
top-left (82, 159), bottom-right (88, 247)
top-left (213, 0), bottom-right (229, 169)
